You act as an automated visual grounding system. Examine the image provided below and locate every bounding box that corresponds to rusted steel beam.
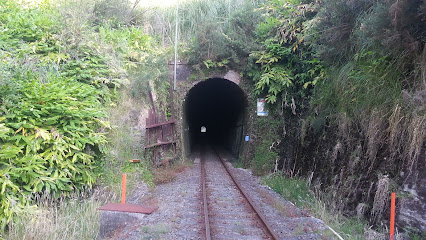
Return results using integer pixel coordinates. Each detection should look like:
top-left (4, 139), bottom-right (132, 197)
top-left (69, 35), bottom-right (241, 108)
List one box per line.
top-left (144, 140), bottom-right (176, 149)
top-left (145, 120), bottom-right (175, 129)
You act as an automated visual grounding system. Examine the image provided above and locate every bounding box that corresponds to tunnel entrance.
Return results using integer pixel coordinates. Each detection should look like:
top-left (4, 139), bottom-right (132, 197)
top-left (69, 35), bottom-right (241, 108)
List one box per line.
top-left (183, 78), bottom-right (247, 157)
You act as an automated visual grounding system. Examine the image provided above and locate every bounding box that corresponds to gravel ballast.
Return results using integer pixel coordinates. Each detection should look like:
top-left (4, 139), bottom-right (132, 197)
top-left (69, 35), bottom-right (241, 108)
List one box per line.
top-left (100, 149), bottom-right (338, 240)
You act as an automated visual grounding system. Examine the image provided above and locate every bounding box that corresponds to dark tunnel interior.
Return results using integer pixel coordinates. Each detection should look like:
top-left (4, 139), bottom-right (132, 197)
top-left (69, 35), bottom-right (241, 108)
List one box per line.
top-left (183, 78), bottom-right (247, 156)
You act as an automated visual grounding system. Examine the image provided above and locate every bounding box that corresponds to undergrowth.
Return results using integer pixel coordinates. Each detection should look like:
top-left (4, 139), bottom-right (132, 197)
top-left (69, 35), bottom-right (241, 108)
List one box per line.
top-left (263, 174), bottom-right (367, 240)
top-left (1, 0), bottom-right (424, 237)
top-left (251, 117), bottom-right (281, 175)
top-left (0, 0), bottom-right (156, 232)
top-left (152, 162), bottom-right (191, 185)
top-left (5, 188), bottom-right (117, 240)
top-left (246, 0), bottom-right (425, 234)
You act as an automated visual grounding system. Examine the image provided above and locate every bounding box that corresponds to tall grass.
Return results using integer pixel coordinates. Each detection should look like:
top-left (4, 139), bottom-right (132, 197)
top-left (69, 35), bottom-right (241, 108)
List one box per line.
top-left (100, 81), bottom-right (156, 196)
top-left (263, 174), bottom-right (368, 240)
top-left (6, 189), bottom-right (117, 240)
top-left (140, 0), bottom-right (264, 46)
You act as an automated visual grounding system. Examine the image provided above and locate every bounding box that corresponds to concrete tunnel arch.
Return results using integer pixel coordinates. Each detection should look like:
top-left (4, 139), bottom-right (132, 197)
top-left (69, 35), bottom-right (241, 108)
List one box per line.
top-left (182, 78), bottom-right (248, 157)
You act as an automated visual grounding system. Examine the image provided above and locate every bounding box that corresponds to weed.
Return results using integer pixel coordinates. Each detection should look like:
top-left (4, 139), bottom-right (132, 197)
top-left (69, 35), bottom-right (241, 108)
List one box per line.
top-left (231, 158), bottom-right (244, 169)
top-left (140, 223), bottom-right (170, 239)
top-left (6, 188), bottom-right (117, 240)
top-left (263, 174), bottom-right (368, 239)
top-left (252, 141), bottom-right (278, 175)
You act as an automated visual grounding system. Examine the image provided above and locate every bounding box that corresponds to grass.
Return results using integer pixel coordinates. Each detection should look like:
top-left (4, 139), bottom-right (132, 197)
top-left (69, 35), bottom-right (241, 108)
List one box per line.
top-left (142, 0), bottom-right (262, 46)
top-left (231, 158), bottom-right (245, 168)
top-left (5, 188), bottom-right (117, 240)
top-left (263, 174), bottom-right (368, 240)
top-left (100, 85), bottom-right (156, 191)
top-left (140, 223), bottom-right (170, 240)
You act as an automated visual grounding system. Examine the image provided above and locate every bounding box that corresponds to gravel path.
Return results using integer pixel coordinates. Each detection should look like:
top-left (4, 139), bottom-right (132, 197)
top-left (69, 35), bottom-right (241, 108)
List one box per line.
top-left (105, 148), bottom-right (338, 240)
top-left (113, 151), bottom-right (203, 240)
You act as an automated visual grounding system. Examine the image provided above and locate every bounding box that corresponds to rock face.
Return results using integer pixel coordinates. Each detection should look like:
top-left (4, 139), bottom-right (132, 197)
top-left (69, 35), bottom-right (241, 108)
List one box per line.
top-left (398, 155), bottom-right (426, 233)
top-left (175, 63), bottom-right (192, 82)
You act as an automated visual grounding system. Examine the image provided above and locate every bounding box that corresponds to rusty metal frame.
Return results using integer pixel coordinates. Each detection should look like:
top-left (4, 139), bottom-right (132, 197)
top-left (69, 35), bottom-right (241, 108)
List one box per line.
top-left (145, 88), bottom-right (176, 165)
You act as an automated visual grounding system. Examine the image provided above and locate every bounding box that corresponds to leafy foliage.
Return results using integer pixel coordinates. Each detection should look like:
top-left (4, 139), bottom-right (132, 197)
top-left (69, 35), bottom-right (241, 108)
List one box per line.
top-left (289, 0), bottom-right (425, 229)
top-left (251, 117), bottom-right (281, 175)
top-left (0, 0), bottom-right (153, 229)
top-left (0, 0), bottom-right (61, 51)
top-left (242, 0), bottom-right (425, 231)
top-left (249, 0), bottom-right (325, 108)
top-left (0, 75), bottom-right (108, 229)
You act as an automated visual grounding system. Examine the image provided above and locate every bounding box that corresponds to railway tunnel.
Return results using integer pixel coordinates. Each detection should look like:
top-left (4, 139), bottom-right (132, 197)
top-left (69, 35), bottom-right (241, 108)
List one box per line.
top-left (183, 78), bottom-right (247, 157)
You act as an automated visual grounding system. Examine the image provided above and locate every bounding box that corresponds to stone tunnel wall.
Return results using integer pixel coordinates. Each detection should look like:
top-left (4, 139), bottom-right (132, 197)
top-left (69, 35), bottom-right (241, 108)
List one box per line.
top-left (169, 63), bottom-right (247, 159)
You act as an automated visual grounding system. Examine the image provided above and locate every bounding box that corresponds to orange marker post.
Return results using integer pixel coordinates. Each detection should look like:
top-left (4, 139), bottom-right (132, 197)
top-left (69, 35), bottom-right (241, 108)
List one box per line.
top-left (122, 174), bottom-right (127, 204)
top-left (390, 192), bottom-right (396, 240)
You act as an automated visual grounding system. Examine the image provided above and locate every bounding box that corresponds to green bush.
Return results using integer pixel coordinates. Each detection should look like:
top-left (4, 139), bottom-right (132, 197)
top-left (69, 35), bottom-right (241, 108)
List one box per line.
top-left (248, 0), bottom-right (325, 109)
top-left (186, 1), bottom-right (263, 68)
top-left (252, 140), bottom-right (278, 175)
top-left (307, 0), bottom-right (373, 64)
top-left (0, 74), bottom-right (109, 228)
top-left (251, 117), bottom-right (281, 175)
top-left (0, 1), bottom-right (111, 228)
top-left (144, 0), bottom-right (264, 70)
top-left (0, 0), bottom-right (61, 50)
top-left (93, 0), bottom-right (139, 26)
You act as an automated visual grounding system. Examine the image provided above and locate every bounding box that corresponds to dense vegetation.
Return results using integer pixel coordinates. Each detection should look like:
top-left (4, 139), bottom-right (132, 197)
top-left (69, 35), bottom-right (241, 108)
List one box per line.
top-left (252, 0), bottom-right (425, 236)
top-left (1, 0), bottom-right (424, 238)
top-left (0, 0), bottom-right (163, 232)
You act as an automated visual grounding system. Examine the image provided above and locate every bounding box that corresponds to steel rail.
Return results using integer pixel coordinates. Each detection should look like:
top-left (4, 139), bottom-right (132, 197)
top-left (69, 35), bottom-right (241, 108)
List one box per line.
top-left (200, 151), bottom-right (212, 240)
top-left (212, 147), bottom-right (280, 240)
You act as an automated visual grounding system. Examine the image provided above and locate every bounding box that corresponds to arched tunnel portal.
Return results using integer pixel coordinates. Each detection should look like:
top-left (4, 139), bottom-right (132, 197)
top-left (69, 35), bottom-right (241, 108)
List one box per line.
top-left (183, 78), bottom-right (247, 157)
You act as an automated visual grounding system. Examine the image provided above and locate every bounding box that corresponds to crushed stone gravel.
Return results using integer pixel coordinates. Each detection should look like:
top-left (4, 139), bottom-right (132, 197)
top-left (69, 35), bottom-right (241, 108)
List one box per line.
top-left (102, 150), bottom-right (338, 240)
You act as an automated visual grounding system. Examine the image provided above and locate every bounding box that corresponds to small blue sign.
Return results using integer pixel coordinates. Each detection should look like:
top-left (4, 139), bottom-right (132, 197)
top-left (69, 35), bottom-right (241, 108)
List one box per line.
top-left (245, 135), bottom-right (250, 142)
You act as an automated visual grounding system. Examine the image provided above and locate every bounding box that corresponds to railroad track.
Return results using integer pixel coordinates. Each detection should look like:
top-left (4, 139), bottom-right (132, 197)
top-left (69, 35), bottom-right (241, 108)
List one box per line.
top-left (200, 145), bottom-right (279, 240)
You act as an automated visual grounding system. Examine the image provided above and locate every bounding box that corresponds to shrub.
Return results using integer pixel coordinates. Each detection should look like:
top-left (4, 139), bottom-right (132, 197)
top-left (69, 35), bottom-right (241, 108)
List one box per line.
top-left (0, 0), bottom-right (61, 51)
top-left (248, 0), bottom-right (325, 112)
top-left (93, 0), bottom-right (140, 26)
top-left (308, 0), bottom-right (373, 64)
top-left (252, 140), bottom-right (279, 175)
top-left (0, 74), bottom-right (109, 229)
top-left (0, 0), bottom-right (155, 231)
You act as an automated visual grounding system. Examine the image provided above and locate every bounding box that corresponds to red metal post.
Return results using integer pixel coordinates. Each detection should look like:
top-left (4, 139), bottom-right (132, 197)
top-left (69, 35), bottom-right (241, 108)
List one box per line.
top-left (390, 192), bottom-right (395, 240)
top-left (122, 174), bottom-right (127, 204)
